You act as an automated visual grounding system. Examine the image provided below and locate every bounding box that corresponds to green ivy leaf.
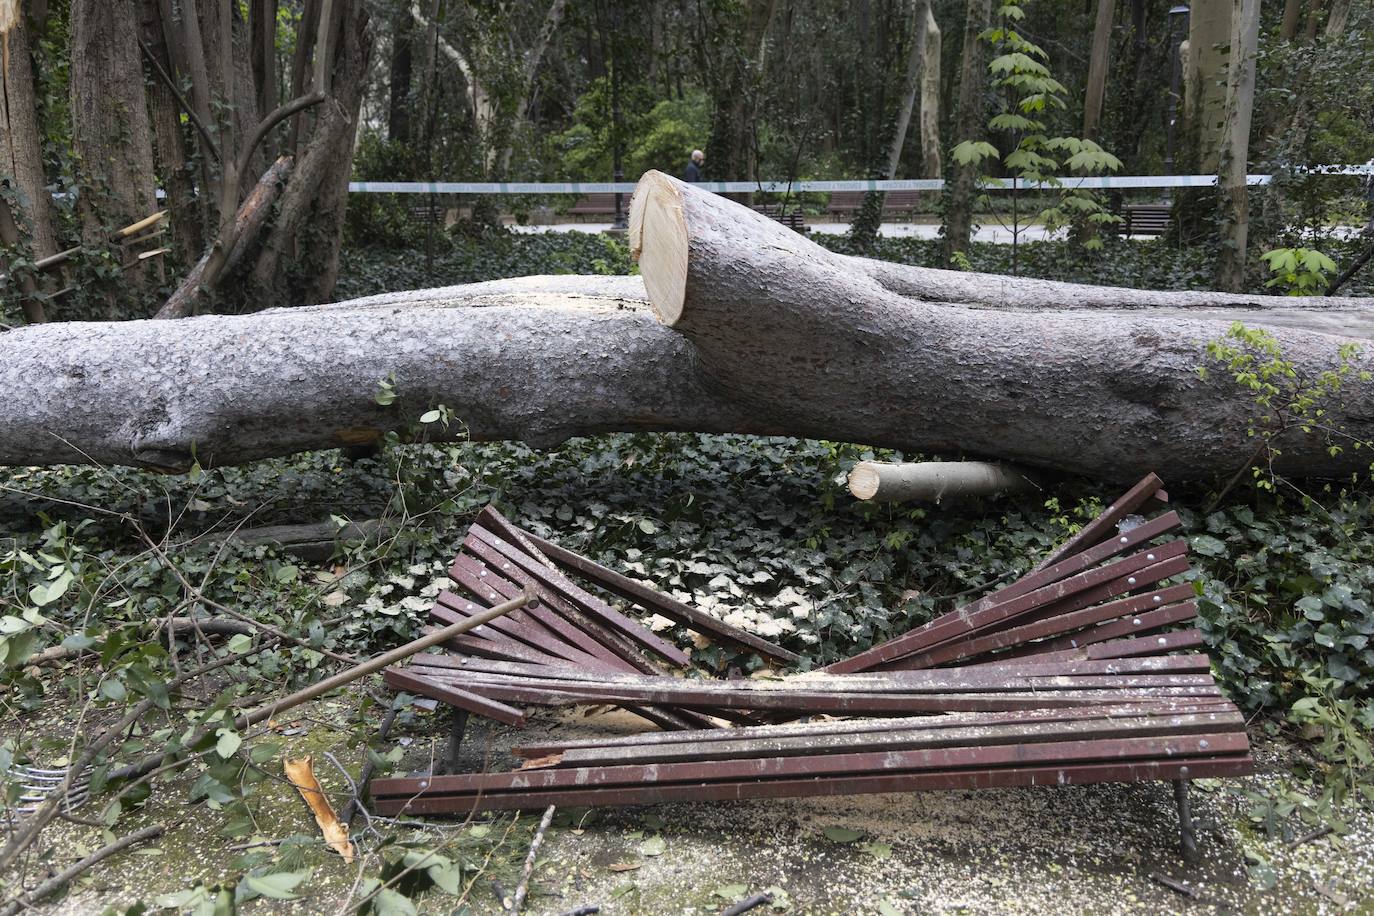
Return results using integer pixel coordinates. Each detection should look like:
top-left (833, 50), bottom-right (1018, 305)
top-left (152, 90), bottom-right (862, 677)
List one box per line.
top-left (215, 728), bottom-right (242, 759)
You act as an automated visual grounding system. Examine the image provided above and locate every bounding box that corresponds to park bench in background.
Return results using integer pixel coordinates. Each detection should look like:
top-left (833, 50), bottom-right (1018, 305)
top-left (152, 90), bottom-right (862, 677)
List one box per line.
top-left (753, 203), bottom-right (808, 233)
top-left (370, 475), bottom-right (1250, 861)
top-left (567, 193), bottom-right (618, 221)
top-left (1121, 203), bottom-right (1172, 237)
top-left (825, 189), bottom-right (928, 222)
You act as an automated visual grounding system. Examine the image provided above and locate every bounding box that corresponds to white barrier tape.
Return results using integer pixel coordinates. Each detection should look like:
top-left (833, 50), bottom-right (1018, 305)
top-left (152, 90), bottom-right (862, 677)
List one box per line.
top-left (349, 167), bottom-right (1372, 195)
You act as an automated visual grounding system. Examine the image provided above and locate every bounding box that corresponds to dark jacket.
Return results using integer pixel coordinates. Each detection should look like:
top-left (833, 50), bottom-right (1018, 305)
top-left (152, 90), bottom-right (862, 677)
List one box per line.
top-left (684, 159), bottom-right (703, 183)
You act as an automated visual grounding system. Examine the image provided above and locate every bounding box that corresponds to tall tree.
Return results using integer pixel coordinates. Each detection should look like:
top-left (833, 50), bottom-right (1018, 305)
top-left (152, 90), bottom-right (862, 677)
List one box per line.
top-left (918, 4), bottom-right (941, 178)
top-left (1182, 0), bottom-right (1232, 171)
top-left (70, 0), bottom-right (159, 291)
top-left (941, 0), bottom-right (992, 265)
top-left (1, 7), bottom-right (57, 259)
top-left (851, 0), bottom-right (931, 248)
top-left (703, 0), bottom-right (778, 191)
top-left (1082, 0), bottom-right (1114, 139)
top-left (1215, 0), bottom-right (1260, 292)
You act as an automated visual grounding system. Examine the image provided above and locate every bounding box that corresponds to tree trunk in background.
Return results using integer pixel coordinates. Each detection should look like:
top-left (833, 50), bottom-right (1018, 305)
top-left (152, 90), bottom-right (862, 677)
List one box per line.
top-left (497, 0), bottom-right (569, 176)
top-left (919, 5), bottom-right (942, 179)
top-left (852, 0), bottom-right (931, 248)
top-left (1082, 0), bottom-right (1114, 139)
top-left (1215, 0), bottom-right (1259, 293)
top-left (248, 0), bottom-right (371, 305)
top-left (1302, 0), bottom-right (1326, 40)
top-left (1183, 0), bottom-right (1231, 171)
top-left (251, 0), bottom-right (279, 141)
top-left (1, 11), bottom-right (57, 259)
top-left (1279, 0), bottom-right (1303, 38)
top-left (387, 6), bottom-right (413, 142)
top-left (69, 0), bottom-right (158, 287)
top-left (140, 0), bottom-right (203, 265)
top-left (941, 0), bottom-right (991, 266)
top-left (705, 0), bottom-right (776, 198)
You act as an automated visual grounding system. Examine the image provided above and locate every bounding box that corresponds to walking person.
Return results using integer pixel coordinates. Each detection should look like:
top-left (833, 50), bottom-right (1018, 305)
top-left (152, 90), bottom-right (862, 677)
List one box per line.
top-left (684, 149), bottom-right (705, 183)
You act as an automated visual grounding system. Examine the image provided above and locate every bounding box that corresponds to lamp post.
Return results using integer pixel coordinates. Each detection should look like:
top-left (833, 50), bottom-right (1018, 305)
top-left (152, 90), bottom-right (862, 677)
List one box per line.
top-left (1164, 4), bottom-right (1190, 177)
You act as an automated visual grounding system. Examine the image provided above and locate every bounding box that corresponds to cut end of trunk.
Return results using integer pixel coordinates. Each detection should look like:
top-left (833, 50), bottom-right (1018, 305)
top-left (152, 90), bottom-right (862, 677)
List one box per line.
top-left (629, 170), bottom-right (689, 326)
top-left (847, 463), bottom-right (884, 500)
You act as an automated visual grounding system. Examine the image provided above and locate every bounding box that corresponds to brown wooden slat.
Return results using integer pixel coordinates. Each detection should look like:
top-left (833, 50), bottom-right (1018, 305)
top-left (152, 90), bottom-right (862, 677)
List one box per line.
top-left (825, 540), bottom-right (1189, 674)
top-left (462, 533), bottom-right (664, 674)
top-left (510, 699), bottom-right (1240, 758)
top-left (521, 530), bottom-right (802, 664)
top-left (373, 732), bottom-right (1249, 800)
top-left (468, 524), bottom-right (691, 667)
top-left (543, 710), bottom-right (1247, 768)
top-left (967, 510), bottom-right (1181, 615)
top-left (885, 587), bottom-right (1197, 670)
top-left (383, 667), bottom-right (526, 726)
top-left (1030, 473), bottom-right (1165, 572)
top-left (373, 755), bottom-right (1255, 815)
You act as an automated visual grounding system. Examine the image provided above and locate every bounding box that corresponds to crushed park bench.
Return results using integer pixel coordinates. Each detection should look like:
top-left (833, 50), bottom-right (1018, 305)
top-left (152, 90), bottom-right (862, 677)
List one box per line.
top-left (368, 475), bottom-right (1252, 861)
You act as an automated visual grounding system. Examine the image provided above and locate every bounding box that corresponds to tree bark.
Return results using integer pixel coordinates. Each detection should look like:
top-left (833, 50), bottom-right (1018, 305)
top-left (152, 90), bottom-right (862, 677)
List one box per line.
top-left (1215, 0), bottom-right (1259, 293)
top-left (1082, 0), bottom-right (1114, 140)
top-left (941, 0), bottom-right (992, 265)
top-left (4, 179), bottom-right (1374, 480)
top-left (0, 10), bottom-right (57, 259)
top-left (386, 6), bottom-right (413, 142)
top-left (141, 0), bottom-right (203, 265)
top-left (918, 5), bottom-right (942, 179)
top-left (0, 195), bottom-right (46, 322)
top-left (69, 0), bottom-right (159, 287)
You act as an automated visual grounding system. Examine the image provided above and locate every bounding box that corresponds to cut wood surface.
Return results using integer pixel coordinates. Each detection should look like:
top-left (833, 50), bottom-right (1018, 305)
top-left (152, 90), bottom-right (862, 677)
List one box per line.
top-left (1, 172), bottom-right (1371, 479)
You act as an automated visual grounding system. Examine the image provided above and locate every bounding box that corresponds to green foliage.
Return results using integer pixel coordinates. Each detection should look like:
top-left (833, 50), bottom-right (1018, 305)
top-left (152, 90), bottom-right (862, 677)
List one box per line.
top-left (956, 0), bottom-right (1122, 255)
top-left (1199, 322), bottom-right (1370, 490)
top-left (547, 81), bottom-right (711, 182)
top-left (1259, 247), bottom-right (1338, 295)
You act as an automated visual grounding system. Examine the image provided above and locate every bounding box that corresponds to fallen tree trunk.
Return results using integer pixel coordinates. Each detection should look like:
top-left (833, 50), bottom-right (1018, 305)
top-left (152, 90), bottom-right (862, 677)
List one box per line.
top-left (0, 173), bottom-right (1371, 480)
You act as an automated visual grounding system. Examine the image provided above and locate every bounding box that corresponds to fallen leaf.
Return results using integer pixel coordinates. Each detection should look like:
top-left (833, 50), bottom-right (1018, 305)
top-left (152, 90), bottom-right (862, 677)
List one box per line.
top-left (861, 840), bottom-right (892, 860)
top-left (283, 756), bottom-right (354, 863)
top-left (639, 835), bottom-right (666, 856)
top-left (822, 826), bottom-right (865, 843)
top-left (714, 884), bottom-right (749, 900)
top-left (608, 861), bottom-right (642, 872)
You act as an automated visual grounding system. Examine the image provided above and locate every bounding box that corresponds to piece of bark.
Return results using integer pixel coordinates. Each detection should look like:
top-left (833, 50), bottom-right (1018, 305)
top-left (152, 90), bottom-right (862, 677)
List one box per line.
top-left (283, 756), bottom-right (355, 862)
top-left (848, 461), bottom-right (1036, 503)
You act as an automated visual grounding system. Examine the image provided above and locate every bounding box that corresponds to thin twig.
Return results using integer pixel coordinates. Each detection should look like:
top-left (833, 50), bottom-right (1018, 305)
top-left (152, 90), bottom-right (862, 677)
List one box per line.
top-left (511, 804), bottom-right (556, 913)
